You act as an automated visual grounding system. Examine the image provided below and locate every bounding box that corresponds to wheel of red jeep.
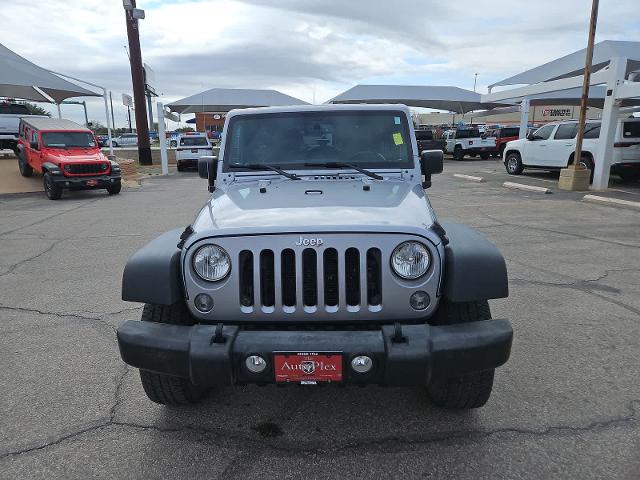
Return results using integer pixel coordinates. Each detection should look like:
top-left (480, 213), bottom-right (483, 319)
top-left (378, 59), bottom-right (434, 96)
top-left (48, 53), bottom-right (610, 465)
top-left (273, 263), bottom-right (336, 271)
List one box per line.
top-left (43, 172), bottom-right (62, 200)
top-left (18, 151), bottom-right (33, 177)
top-left (138, 302), bottom-right (210, 406)
top-left (106, 180), bottom-right (121, 195)
top-left (427, 300), bottom-right (495, 409)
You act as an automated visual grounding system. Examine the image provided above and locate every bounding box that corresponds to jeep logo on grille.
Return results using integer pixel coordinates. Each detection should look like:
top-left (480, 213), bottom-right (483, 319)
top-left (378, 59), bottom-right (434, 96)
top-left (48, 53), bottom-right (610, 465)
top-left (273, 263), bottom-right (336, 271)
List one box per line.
top-left (295, 236), bottom-right (324, 247)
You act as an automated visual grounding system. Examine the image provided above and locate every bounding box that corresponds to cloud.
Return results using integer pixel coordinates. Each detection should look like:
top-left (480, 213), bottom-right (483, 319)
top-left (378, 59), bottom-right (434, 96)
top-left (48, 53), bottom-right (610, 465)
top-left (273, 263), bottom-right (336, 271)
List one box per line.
top-left (1, 0), bottom-right (638, 127)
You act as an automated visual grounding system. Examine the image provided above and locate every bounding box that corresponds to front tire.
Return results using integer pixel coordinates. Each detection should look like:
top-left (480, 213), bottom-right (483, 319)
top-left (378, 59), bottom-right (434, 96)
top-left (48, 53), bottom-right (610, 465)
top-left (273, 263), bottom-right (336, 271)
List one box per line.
top-left (453, 145), bottom-right (464, 161)
top-left (106, 180), bottom-right (121, 195)
top-left (505, 152), bottom-right (523, 175)
top-left (43, 172), bottom-right (62, 200)
top-left (480, 153), bottom-right (490, 160)
top-left (578, 155), bottom-right (595, 183)
top-left (618, 168), bottom-right (640, 182)
top-left (138, 303), bottom-right (210, 406)
top-left (427, 300), bottom-right (495, 409)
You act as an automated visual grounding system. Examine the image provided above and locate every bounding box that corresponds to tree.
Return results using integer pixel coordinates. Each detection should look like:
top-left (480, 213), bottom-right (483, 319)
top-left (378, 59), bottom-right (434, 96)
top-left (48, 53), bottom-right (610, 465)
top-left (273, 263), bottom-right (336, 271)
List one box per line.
top-left (20, 102), bottom-right (50, 117)
top-left (175, 126), bottom-right (194, 133)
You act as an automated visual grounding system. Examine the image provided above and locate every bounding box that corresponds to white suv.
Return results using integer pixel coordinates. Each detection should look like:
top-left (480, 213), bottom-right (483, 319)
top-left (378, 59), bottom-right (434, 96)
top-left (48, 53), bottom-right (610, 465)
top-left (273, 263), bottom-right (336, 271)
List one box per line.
top-left (503, 118), bottom-right (640, 182)
top-left (111, 133), bottom-right (138, 147)
top-left (175, 133), bottom-right (211, 171)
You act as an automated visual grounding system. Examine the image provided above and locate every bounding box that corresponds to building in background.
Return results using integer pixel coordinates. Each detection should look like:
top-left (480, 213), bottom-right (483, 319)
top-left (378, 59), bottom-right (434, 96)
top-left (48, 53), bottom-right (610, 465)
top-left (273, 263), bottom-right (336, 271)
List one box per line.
top-left (417, 105), bottom-right (603, 127)
top-left (194, 112), bottom-right (226, 135)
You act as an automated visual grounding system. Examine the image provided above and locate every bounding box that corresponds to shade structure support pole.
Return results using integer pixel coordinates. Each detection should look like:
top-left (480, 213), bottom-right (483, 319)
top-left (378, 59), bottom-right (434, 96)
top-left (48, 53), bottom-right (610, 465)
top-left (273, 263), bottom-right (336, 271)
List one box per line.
top-left (102, 87), bottom-right (114, 156)
top-left (57, 103), bottom-right (62, 119)
top-left (518, 98), bottom-right (529, 139)
top-left (157, 102), bottom-right (168, 176)
top-left (592, 56), bottom-right (626, 190)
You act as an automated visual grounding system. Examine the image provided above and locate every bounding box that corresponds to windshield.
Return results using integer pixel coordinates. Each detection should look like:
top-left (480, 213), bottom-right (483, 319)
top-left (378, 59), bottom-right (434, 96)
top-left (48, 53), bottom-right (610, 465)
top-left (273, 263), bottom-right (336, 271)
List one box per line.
top-left (42, 131), bottom-right (96, 148)
top-left (224, 111), bottom-right (414, 170)
top-left (180, 137), bottom-right (209, 146)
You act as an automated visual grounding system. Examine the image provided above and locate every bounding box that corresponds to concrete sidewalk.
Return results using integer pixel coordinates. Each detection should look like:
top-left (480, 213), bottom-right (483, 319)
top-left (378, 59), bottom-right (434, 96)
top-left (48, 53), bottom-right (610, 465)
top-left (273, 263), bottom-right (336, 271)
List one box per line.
top-left (0, 156), bottom-right (42, 194)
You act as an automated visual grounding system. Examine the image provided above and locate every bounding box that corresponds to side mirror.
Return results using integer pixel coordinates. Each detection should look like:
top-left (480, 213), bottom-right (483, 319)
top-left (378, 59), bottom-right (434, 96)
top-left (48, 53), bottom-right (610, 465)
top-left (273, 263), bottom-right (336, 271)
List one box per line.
top-left (198, 156), bottom-right (218, 192)
top-left (419, 150), bottom-right (443, 189)
top-left (527, 133), bottom-right (537, 141)
top-left (30, 141), bottom-right (39, 150)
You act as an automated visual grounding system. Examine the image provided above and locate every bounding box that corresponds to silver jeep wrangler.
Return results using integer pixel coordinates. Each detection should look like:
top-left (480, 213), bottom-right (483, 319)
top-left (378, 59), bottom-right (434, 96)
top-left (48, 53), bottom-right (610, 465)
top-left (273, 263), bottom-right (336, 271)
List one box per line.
top-left (117, 104), bottom-right (512, 409)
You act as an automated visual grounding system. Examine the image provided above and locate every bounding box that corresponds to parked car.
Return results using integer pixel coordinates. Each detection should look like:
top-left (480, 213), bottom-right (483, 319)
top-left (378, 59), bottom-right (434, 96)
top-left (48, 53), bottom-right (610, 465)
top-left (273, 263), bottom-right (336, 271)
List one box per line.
top-left (111, 133), bottom-right (138, 147)
top-left (117, 104), bottom-right (512, 409)
top-left (445, 128), bottom-right (496, 161)
top-left (414, 129), bottom-right (446, 153)
top-left (503, 118), bottom-right (640, 182)
top-left (175, 133), bottom-right (212, 171)
top-left (0, 102), bottom-right (43, 155)
top-left (96, 134), bottom-right (109, 147)
top-left (486, 126), bottom-right (521, 158)
top-left (16, 118), bottom-right (121, 199)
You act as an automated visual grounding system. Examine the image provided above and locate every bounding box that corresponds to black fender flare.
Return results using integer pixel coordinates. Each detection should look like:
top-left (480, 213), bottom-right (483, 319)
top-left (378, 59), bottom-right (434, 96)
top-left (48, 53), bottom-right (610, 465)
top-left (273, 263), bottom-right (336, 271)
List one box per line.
top-left (122, 228), bottom-right (184, 305)
top-left (41, 162), bottom-right (63, 174)
top-left (440, 222), bottom-right (508, 302)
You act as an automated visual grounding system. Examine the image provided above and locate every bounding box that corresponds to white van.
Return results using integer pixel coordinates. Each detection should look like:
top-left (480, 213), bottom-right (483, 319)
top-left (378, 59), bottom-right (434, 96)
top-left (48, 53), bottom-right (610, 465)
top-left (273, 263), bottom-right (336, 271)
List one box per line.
top-left (503, 118), bottom-right (640, 182)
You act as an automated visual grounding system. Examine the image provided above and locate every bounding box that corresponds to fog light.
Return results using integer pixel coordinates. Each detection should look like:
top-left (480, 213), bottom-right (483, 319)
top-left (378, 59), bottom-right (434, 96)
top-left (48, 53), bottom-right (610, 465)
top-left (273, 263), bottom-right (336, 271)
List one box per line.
top-left (351, 355), bottom-right (373, 373)
top-left (245, 355), bottom-right (267, 373)
top-left (194, 293), bottom-right (214, 312)
top-left (410, 291), bottom-right (430, 310)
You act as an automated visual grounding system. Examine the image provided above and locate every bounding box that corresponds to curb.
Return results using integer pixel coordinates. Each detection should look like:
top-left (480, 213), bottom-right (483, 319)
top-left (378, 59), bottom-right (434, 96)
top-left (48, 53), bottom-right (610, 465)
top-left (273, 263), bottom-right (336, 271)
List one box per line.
top-left (583, 194), bottom-right (640, 211)
top-left (453, 173), bottom-right (485, 183)
top-left (503, 181), bottom-right (551, 194)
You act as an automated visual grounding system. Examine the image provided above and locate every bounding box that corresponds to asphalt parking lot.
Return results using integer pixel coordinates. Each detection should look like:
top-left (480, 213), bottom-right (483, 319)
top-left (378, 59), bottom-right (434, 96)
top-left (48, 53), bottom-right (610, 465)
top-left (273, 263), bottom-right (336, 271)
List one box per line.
top-left (1, 160), bottom-right (639, 479)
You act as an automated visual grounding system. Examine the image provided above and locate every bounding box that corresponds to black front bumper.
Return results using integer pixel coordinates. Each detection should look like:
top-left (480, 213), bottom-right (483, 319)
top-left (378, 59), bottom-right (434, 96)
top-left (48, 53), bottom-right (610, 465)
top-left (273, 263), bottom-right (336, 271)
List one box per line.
top-left (51, 173), bottom-right (121, 189)
top-left (117, 319), bottom-right (512, 386)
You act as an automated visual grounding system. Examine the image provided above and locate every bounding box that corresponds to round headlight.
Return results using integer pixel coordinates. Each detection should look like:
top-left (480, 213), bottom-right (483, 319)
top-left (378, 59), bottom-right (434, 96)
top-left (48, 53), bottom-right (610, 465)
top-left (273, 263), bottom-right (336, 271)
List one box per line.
top-left (193, 244), bottom-right (231, 281)
top-left (391, 241), bottom-right (430, 279)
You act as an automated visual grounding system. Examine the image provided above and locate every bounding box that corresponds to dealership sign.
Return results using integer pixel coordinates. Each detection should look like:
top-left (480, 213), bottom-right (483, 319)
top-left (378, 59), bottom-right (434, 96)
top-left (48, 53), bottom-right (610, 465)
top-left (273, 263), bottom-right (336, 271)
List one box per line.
top-left (542, 108), bottom-right (572, 117)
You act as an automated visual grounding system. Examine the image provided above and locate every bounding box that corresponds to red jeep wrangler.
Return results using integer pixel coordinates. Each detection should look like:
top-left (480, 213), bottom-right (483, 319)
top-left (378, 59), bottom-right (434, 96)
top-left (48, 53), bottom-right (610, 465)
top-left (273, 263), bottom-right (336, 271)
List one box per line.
top-left (17, 118), bottom-right (121, 200)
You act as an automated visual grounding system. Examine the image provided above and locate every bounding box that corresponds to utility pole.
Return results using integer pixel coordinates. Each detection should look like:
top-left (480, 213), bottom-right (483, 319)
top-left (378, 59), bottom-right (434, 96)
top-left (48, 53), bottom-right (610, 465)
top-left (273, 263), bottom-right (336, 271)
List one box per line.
top-left (559, 0), bottom-right (599, 191)
top-left (123, 0), bottom-right (152, 165)
top-left (127, 105), bottom-right (132, 132)
top-left (473, 73), bottom-right (478, 93)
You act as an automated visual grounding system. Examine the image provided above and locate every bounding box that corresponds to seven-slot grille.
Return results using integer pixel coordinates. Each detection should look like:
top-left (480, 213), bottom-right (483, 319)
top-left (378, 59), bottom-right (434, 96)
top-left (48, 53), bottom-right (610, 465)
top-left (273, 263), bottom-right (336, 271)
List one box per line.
top-left (65, 163), bottom-right (109, 175)
top-left (238, 247), bottom-right (382, 312)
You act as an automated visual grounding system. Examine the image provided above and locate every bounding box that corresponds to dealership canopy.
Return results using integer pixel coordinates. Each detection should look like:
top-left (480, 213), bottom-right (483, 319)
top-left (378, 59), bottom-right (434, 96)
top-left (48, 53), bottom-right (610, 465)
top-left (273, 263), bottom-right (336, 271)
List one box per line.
top-left (167, 88), bottom-right (309, 114)
top-left (327, 84), bottom-right (506, 113)
top-left (489, 40), bottom-right (640, 89)
top-left (0, 43), bottom-right (100, 103)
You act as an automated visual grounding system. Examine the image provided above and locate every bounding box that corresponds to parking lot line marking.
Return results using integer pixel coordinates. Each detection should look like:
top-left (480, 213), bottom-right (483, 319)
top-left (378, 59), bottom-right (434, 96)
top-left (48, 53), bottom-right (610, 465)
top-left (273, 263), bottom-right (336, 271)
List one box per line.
top-left (583, 194), bottom-right (640, 210)
top-left (503, 182), bottom-right (551, 194)
top-left (453, 173), bottom-right (485, 183)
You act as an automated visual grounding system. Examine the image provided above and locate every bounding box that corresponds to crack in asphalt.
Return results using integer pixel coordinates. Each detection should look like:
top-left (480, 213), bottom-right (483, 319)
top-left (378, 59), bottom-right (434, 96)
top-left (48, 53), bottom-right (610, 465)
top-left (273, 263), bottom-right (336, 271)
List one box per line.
top-left (0, 197), bottom-right (103, 237)
top-left (0, 304), bottom-right (118, 335)
top-left (0, 239), bottom-right (63, 277)
top-left (2, 398), bottom-right (638, 460)
top-left (479, 213), bottom-right (640, 250)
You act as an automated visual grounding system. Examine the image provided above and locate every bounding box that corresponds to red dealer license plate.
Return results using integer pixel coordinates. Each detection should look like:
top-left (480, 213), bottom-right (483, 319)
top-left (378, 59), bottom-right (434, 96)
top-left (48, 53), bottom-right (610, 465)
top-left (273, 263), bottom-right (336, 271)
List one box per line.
top-left (274, 352), bottom-right (342, 383)
top-left (86, 179), bottom-right (98, 186)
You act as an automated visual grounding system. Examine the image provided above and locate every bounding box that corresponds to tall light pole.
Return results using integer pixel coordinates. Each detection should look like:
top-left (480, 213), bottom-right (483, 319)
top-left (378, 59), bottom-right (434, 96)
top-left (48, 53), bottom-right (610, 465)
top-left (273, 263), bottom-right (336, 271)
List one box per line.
top-left (123, 0), bottom-right (152, 165)
top-left (473, 73), bottom-right (479, 93)
top-left (559, 0), bottom-right (599, 191)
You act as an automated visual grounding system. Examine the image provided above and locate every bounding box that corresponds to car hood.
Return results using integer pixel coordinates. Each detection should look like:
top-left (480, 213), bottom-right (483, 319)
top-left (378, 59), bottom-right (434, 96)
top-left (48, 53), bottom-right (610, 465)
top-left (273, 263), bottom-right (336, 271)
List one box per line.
top-left (45, 150), bottom-right (107, 162)
top-left (191, 179), bottom-right (436, 236)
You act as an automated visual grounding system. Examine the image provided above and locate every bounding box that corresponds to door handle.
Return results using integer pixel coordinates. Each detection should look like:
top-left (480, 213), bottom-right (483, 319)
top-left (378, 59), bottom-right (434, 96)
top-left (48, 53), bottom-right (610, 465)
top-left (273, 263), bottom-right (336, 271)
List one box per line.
top-left (565, 143), bottom-right (573, 146)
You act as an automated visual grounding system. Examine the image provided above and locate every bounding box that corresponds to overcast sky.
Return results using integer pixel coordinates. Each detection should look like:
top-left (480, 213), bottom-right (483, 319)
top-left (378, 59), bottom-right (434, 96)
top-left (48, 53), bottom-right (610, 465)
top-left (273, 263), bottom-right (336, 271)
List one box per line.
top-left (1, 0), bottom-right (638, 128)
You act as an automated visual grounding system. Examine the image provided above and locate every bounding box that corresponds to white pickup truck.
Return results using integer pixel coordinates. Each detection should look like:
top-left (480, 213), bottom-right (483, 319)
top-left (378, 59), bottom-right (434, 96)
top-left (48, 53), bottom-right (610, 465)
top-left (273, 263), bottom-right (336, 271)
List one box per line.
top-left (503, 118), bottom-right (640, 182)
top-left (445, 128), bottom-right (497, 161)
top-left (0, 103), bottom-right (42, 154)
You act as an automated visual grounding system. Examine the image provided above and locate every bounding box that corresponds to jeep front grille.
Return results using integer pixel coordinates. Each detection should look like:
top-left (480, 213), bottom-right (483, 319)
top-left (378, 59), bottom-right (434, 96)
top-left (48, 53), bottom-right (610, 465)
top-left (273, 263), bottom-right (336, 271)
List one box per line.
top-left (238, 247), bottom-right (383, 312)
top-left (65, 163), bottom-right (109, 175)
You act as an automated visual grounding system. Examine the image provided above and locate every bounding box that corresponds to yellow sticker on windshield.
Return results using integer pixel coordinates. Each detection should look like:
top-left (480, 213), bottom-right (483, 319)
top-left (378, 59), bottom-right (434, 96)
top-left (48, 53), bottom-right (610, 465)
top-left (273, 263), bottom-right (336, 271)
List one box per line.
top-left (393, 132), bottom-right (404, 145)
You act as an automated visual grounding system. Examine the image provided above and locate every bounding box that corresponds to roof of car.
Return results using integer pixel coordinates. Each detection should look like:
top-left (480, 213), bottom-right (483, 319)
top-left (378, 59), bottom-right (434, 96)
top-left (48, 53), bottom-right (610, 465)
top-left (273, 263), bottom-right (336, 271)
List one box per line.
top-left (21, 117), bottom-right (89, 131)
top-left (226, 103), bottom-right (412, 118)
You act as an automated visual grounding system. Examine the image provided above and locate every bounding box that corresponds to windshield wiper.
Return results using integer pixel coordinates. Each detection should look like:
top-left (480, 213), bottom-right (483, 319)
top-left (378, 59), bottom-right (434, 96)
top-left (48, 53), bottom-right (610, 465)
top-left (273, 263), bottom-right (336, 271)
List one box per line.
top-left (304, 162), bottom-right (383, 180)
top-left (228, 163), bottom-right (300, 180)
